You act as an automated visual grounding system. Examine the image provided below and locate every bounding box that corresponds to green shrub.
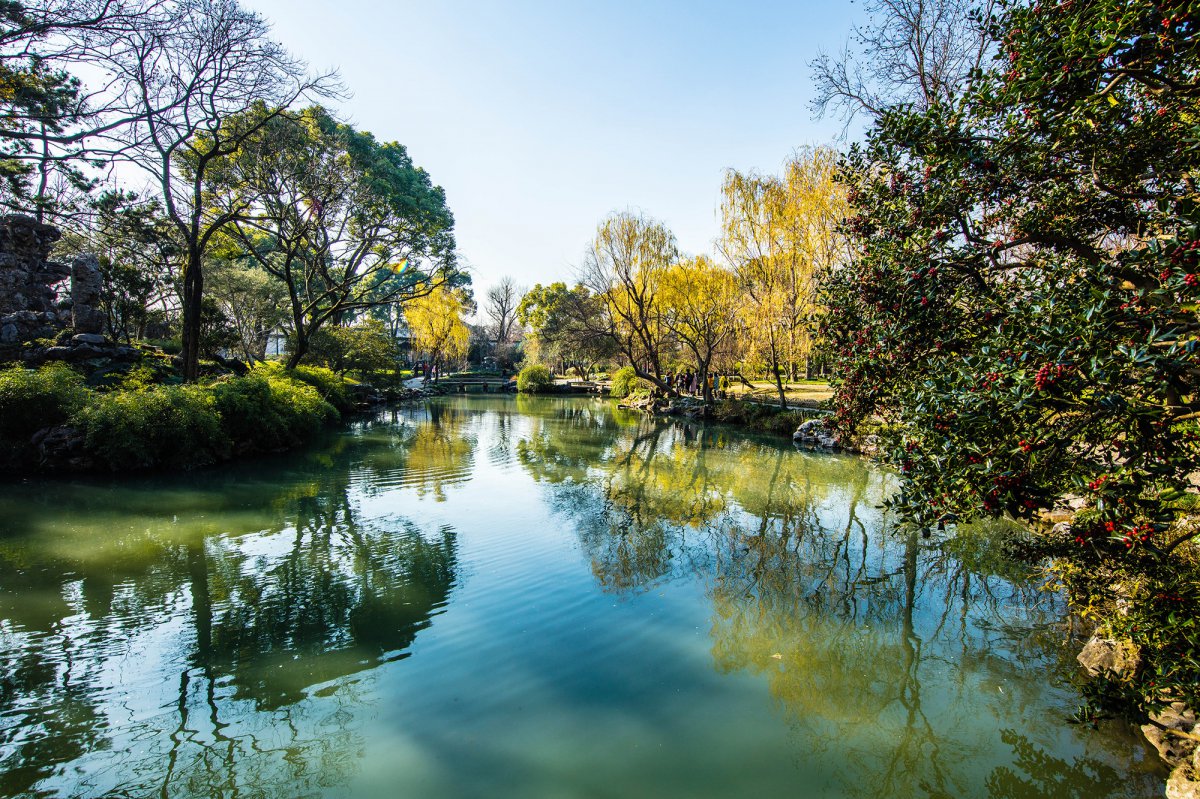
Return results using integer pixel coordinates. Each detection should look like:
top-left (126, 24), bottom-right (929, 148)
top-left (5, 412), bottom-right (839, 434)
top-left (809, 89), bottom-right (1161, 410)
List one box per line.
top-left (210, 373), bottom-right (335, 454)
top-left (78, 384), bottom-right (228, 471)
top-left (516, 364), bottom-right (553, 393)
top-left (609, 366), bottom-right (641, 399)
top-left (257, 362), bottom-right (354, 414)
top-left (0, 364), bottom-right (88, 443)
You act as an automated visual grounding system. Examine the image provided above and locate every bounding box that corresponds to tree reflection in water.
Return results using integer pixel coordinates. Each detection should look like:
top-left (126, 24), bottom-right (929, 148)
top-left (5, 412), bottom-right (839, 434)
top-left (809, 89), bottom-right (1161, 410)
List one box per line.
top-left (0, 398), bottom-right (1163, 798)
top-left (516, 405), bottom-right (1155, 798)
top-left (0, 421), bottom-right (463, 799)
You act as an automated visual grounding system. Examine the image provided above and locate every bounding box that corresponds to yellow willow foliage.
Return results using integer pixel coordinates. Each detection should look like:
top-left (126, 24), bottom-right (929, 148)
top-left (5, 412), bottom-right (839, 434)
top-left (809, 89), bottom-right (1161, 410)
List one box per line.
top-left (584, 211), bottom-right (678, 377)
top-left (405, 287), bottom-right (470, 366)
top-left (720, 146), bottom-right (849, 377)
top-left (658, 255), bottom-right (741, 371)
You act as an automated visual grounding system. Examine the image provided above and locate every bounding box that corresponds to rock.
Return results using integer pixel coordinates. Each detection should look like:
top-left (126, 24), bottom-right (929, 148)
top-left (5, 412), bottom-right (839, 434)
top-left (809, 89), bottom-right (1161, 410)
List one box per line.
top-left (33, 425), bottom-right (89, 470)
top-left (1143, 703), bottom-right (1199, 766)
top-left (793, 419), bottom-right (823, 439)
top-left (70, 332), bottom-right (108, 346)
top-left (793, 417), bottom-right (841, 449)
top-left (1168, 766), bottom-right (1200, 799)
top-left (70, 254), bottom-right (105, 334)
top-left (1077, 634), bottom-right (1141, 680)
top-left (349, 383), bottom-right (384, 408)
top-left (69, 343), bottom-right (107, 359)
top-left (40, 346), bottom-right (73, 360)
top-left (0, 215), bottom-right (69, 347)
top-left (1040, 508), bottom-right (1076, 525)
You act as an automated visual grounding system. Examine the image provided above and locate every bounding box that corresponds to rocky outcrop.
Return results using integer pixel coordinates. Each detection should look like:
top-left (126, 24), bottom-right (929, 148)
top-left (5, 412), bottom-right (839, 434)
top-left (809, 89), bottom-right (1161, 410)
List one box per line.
top-left (1144, 703), bottom-right (1198, 762)
top-left (1143, 704), bottom-right (1200, 799)
top-left (793, 418), bottom-right (840, 450)
top-left (0, 214), bottom-right (71, 347)
top-left (31, 425), bottom-right (91, 471)
top-left (71, 254), bottom-right (105, 334)
top-left (1167, 766), bottom-right (1200, 799)
top-left (1076, 634), bottom-right (1141, 680)
top-left (30, 334), bottom-right (141, 365)
top-left (618, 394), bottom-right (711, 419)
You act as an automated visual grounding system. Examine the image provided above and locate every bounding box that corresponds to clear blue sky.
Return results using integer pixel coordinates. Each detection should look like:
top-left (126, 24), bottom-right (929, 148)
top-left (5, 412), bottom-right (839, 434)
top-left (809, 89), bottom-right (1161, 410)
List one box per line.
top-left (243, 0), bottom-right (862, 304)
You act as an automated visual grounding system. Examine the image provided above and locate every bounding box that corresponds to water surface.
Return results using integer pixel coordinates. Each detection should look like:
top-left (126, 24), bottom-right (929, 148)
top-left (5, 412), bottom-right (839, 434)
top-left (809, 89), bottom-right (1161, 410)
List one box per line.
top-left (0, 396), bottom-right (1163, 797)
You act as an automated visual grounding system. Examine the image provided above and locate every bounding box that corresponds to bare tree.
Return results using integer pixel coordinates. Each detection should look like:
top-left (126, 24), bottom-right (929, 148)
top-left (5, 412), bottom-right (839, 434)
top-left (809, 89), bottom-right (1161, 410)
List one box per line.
top-left (810, 0), bottom-right (996, 125)
top-left (484, 276), bottom-right (520, 348)
top-left (0, 0), bottom-right (167, 221)
top-left (100, 0), bottom-right (340, 380)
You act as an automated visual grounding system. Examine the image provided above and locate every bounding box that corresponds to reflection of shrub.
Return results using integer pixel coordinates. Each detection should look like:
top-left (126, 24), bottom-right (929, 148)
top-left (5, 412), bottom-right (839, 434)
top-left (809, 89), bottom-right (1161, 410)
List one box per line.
top-left (609, 366), bottom-right (639, 399)
top-left (0, 364), bottom-right (88, 442)
top-left (517, 364), bottom-right (553, 393)
top-left (79, 384), bottom-right (228, 470)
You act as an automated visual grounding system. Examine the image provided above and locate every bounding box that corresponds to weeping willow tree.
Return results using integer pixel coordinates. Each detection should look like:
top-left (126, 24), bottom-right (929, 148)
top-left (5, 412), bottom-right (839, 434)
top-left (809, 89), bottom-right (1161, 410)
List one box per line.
top-left (720, 146), bottom-right (849, 407)
top-left (405, 287), bottom-right (470, 378)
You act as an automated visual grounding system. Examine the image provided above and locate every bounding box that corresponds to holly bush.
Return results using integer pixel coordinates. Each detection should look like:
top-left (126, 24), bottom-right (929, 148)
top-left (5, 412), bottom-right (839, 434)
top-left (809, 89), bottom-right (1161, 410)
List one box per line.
top-left (822, 0), bottom-right (1200, 558)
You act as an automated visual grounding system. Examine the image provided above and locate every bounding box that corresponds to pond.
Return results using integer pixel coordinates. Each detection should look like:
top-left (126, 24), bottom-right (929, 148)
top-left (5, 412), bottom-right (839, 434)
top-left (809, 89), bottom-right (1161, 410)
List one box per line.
top-left (0, 396), bottom-right (1165, 798)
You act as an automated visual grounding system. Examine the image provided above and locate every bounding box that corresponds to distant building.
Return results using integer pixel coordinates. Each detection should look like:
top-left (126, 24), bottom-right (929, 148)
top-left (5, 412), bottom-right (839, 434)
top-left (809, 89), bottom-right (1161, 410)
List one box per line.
top-left (266, 328), bottom-right (287, 357)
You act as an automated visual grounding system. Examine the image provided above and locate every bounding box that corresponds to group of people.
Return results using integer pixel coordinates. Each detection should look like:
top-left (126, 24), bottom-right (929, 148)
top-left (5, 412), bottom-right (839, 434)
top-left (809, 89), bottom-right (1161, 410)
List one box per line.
top-left (664, 371), bottom-right (732, 399)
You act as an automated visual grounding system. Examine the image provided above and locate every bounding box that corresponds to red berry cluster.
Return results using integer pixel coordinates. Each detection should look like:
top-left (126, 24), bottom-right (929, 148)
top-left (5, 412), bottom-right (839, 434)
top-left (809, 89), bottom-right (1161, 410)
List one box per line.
top-left (1033, 362), bottom-right (1069, 390)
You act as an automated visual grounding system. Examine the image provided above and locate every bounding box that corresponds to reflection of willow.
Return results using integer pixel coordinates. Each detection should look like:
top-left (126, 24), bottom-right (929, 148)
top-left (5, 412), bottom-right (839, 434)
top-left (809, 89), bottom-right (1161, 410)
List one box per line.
top-left (523, 407), bottom-right (1127, 796)
top-left (354, 401), bottom-right (477, 501)
top-left (0, 450), bottom-right (459, 799)
top-left (514, 395), bottom-right (624, 485)
top-left (706, 483), bottom-right (1110, 797)
top-left (542, 420), bottom-right (737, 592)
top-left (521, 410), bottom-right (852, 593)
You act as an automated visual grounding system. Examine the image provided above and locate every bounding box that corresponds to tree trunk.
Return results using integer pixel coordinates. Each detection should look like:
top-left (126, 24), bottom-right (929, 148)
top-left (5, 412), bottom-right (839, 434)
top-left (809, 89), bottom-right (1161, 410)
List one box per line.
top-left (701, 365), bottom-right (714, 407)
top-left (771, 357), bottom-right (788, 411)
top-left (632, 365), bottom-right (677, 397)
top-left (180, 248), bottom-right (203, 382)
top-left (286, 334), bottom-right (308, 369)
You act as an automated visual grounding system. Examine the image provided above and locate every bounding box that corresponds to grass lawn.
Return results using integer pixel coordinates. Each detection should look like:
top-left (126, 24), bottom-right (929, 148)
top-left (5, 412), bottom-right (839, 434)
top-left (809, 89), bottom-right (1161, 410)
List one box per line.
top-left (726, 379), bottom-right (833, 404)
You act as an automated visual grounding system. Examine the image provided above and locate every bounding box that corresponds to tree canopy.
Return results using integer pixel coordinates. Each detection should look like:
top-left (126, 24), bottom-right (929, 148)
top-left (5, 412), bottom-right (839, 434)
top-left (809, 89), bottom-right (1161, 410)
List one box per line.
top-left (822, 0), bottom-right (1200, 549)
